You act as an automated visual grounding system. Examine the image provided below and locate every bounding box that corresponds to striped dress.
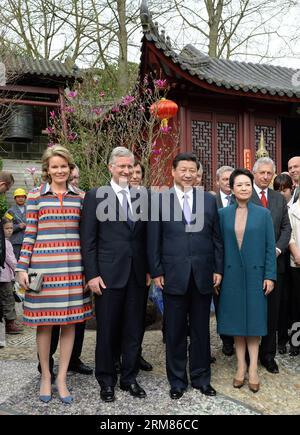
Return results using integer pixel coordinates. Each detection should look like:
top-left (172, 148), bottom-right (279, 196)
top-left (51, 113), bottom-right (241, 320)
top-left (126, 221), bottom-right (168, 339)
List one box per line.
top-left (15, 183), bottom-right (93, 326)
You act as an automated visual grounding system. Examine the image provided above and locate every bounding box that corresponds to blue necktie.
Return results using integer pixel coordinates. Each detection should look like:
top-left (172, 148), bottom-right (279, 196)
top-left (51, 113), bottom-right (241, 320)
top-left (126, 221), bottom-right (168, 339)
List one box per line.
top-left (225, 195), bottom-right (231, 206)
top-left (120, 190), bottom-right (134, 229)
top-left (183, 193), bottom-right (192, 224)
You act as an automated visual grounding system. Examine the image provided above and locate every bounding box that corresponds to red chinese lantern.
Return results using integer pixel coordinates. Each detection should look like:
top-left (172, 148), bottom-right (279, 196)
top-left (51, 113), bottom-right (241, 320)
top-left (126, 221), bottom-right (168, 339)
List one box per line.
top-left (150, 98), bottom-right (178, 128)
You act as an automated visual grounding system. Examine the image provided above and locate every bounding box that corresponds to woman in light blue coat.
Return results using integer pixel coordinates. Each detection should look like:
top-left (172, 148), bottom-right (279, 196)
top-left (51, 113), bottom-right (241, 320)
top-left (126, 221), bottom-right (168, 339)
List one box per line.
top-left (217, 169), bottom-right (276, 393)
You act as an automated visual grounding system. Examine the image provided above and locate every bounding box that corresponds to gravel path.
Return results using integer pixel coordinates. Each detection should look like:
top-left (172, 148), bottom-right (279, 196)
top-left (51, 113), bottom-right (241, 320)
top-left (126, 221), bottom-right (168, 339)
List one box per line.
top-left (0, 318), bottom-right (299, 415)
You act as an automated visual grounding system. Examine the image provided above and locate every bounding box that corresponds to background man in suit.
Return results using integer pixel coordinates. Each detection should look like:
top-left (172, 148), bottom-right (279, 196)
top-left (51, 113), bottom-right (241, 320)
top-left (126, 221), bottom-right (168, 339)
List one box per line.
top-left (81, 147), bottom-right (148, 403)
top-left (129, 161), bottom-right (152, 371)
top-left (114, 160), bottom-right (153, 373)
top-left (288, 156), bottom-right (300, 203)
top-left (148, 153), bottom-right (223, 399)
top-left (215, 166), bottom-right (235, 209)
top-left (214, 166), bottom-right (235, 356)
top-left (195, 162), bottom-right (203, 187)
top-left (251, 157), bottom-right (291, 374)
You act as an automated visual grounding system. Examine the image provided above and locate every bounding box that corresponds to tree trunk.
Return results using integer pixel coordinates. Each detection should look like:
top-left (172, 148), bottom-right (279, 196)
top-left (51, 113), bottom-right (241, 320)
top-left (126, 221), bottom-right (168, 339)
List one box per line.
top-left (206, 0), bottom-right (224, 58)
top-left (117, 0), bottom-right (128, 95)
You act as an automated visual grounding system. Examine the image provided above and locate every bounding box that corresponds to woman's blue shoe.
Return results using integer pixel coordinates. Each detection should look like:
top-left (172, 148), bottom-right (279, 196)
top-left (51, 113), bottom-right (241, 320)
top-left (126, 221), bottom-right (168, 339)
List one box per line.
top-left (39, 395), bottom-right (52, 403)
top-left (55, 381), bottom-right (73, 404)
top-left (59, 395), bottom-right (73, 404)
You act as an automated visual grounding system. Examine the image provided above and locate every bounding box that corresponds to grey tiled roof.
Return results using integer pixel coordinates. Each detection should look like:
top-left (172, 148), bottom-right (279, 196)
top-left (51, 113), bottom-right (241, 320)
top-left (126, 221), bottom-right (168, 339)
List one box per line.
top-left (5, 56), bottom-right (79, 79)
top-left (140, 0), bottom-right (300, 99)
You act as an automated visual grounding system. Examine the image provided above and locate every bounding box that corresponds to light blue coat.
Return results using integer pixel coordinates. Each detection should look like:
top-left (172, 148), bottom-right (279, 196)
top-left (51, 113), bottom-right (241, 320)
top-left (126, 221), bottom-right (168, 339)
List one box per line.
top-left (217, 202), bottom-right (277, 336)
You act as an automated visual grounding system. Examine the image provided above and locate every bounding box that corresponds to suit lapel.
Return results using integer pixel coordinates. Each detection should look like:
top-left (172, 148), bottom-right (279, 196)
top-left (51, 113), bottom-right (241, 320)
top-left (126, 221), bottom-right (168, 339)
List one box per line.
top-left (251, 190), bottom-right (261, 206)
top-left (128, 187), bottom-right (136, 231)
top-left (105, 185), bottom-right (121, 219)
top-left (266, 189), bottom-right (277, 216)
top-left (216, 192), bottom-right (223, 209)
top-left (240, 202), bottom-right (253, 253)
top-left (228, 204), bottom-right (241, 255)
top-left (228, 202), bottom-right (250, 265)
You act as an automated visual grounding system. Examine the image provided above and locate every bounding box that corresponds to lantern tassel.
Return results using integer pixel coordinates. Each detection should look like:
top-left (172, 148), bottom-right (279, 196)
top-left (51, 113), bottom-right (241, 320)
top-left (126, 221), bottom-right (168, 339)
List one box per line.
top-left (161, 118), bottom-right (168, 128)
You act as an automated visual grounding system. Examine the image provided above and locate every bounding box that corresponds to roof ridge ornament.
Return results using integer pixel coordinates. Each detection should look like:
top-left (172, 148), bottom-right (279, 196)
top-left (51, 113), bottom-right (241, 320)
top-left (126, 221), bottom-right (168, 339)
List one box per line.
top-left (140, 0), bottom-right (154, 33)
top-left (140, 0), bottom-right (172, 48)
top-left (256, 131), bottom-right (269, 159)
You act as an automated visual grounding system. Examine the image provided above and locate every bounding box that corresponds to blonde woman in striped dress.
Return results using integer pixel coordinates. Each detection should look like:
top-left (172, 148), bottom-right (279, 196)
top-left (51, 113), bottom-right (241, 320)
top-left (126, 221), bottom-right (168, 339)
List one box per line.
top-left (16, 145), bottom-right (93, 404)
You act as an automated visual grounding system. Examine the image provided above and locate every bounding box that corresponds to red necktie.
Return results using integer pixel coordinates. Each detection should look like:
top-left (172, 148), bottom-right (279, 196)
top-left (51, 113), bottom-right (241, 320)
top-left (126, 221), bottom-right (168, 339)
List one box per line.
top-left (261, 190), bottom-right (267, 208)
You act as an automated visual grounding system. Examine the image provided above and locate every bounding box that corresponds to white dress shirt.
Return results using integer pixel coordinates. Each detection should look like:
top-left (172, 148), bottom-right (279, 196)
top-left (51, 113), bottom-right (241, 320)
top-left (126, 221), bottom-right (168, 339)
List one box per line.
top-left (110, 179), bottom-right (132, 212)
top-left (174, 184), bottom-right (193, 213)
top-left (287, 197), bottom-right (294, 210)
top-left (220, 190), bottom-right (232, 207)
top-left (254, 183), bottom-right (268, 201)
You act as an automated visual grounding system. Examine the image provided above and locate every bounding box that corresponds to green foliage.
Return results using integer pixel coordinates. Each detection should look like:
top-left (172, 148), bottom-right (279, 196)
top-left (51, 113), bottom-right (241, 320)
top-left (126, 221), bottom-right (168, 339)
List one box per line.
top-left (0, 157), bottom-right (3, 170)
top-left (85, 62), bottom-right (139, 98)
top-left (0, 193), bottom-right (9, 217)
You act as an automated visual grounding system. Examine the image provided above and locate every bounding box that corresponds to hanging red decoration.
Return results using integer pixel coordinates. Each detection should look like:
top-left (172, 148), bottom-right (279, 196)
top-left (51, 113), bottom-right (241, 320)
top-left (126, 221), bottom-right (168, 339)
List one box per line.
top-left (150, 98), bottom-right (178, 128)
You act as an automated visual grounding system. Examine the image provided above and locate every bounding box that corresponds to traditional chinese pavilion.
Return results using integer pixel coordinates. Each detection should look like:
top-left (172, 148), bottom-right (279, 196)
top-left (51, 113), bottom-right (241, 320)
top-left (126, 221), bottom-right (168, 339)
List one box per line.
top-left (140, 0), bottom-right (300, 190)
top-left (0, 56), bottom-right (78, 160)
top-left (0, 56), bottom-right (77, 201)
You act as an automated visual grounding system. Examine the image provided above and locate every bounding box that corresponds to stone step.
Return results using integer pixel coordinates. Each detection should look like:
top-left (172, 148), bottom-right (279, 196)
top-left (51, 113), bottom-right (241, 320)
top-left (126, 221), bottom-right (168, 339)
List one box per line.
top-left (1, 159), bottom-right (42, 206)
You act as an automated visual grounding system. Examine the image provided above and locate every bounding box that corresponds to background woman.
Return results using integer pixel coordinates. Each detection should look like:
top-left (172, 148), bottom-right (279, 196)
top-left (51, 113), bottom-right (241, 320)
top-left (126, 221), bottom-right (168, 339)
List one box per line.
top-left (217, 169), bottom-right (276, 393)
top-left (273, 173), bottom-right (293, 355)
top-left (0, 218), bottom-right (19, 337)
top-left (288, 194), bottom-right (300, 356)
top-left (273, 173), bottom-right (294, 209)
top-left (16, 145), bottom-right (93, 403)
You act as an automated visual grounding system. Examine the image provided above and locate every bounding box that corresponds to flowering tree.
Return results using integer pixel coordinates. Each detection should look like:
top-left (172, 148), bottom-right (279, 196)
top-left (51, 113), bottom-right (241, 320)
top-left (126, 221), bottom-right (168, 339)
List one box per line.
top-left (24, 166), bottom-right (42, 189)
top-left (46, 72), bottom-right (180, 190)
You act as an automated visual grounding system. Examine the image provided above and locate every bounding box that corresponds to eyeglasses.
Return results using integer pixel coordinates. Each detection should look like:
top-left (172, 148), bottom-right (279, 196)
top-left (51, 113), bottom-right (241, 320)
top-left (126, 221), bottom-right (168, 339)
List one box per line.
top-left (113, 164), bottom-right (134, 170)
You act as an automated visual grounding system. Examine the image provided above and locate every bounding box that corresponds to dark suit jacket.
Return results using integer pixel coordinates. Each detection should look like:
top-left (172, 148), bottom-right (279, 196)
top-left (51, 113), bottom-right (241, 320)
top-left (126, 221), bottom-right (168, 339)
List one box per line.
top-left (293, 187), bottom-right (299, 204)
top-left (148, 188), bottom-right (224, 295)
top-left (216, 192), bottom-right (223, 209)
top-left (251, 189), bottom-right (291, 273)
top-left (80, 185), bottom-right (148, 288)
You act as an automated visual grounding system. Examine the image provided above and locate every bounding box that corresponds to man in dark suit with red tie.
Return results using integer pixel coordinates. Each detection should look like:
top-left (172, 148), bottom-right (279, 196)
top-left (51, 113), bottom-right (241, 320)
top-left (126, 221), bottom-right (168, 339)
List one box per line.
top-left (148, 153), bottom-right (223, 399)
top-left (80, 147), bottom-right (149, 403)
top-left (251, 157), bottom-right (291, 374)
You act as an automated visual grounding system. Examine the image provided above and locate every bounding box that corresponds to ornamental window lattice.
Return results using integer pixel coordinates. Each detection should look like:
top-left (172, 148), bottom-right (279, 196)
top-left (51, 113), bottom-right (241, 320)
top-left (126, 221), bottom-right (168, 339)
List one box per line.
top-left (192, 120), bottom-right (212, 190)
top-left (217, 122), bottom-right (237, 169)
top-left (192, 119), bottom-right (237, 191)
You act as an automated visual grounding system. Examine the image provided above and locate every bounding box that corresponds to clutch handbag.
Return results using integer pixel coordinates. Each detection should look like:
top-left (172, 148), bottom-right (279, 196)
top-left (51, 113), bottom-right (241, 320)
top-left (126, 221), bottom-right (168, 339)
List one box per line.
top-left (28, 269), bottom-right (44, 293)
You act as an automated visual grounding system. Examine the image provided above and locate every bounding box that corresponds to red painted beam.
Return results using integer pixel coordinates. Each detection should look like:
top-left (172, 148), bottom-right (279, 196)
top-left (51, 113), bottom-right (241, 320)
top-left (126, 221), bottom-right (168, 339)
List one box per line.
top-left (0, 84), bottom-right (59, 94)
top-left (0, 98), bottom-right (60, 106)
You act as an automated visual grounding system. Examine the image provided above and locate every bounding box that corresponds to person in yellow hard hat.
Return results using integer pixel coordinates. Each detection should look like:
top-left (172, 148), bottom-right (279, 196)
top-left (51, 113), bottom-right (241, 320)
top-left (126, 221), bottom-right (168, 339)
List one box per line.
top-left (6, 188), bottom-right (27, 260)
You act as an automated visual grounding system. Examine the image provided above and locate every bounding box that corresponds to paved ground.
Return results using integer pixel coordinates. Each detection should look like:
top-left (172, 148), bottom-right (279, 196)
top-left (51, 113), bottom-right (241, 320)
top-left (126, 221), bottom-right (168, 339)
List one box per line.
top-left (1, 313), bottom-right (300, 415)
